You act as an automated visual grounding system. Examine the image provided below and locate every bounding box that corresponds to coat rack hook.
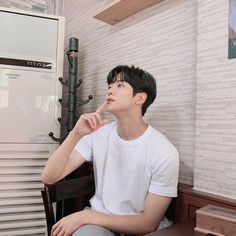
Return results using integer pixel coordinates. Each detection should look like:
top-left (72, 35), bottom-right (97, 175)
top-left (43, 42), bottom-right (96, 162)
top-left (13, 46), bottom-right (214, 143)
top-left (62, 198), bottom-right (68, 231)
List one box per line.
top-left (59, 77), bottom-right (68, 86)
top-left (76, 79), bottom-right (82, 88)
top-left (76, 95), bottom-right (93, 106)
top-left (48, 132), bottom-right (68, 143)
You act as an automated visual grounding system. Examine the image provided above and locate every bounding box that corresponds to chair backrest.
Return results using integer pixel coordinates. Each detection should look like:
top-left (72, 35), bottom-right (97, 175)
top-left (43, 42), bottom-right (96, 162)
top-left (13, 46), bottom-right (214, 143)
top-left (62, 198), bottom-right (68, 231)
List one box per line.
top-left (41, 174), bottom-right (95, 236)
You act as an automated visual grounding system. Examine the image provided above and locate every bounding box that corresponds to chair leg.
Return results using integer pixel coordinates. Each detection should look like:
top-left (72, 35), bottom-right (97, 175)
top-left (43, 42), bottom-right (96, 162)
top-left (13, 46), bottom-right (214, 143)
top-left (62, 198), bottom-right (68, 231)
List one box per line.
top-left (41, 189), bottom-right (56, 236)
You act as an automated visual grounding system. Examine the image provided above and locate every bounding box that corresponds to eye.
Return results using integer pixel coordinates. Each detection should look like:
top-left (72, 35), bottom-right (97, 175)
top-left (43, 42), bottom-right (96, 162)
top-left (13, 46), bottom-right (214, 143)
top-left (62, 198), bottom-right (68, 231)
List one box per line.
top-left (117, 82), bottom-right (124, 87)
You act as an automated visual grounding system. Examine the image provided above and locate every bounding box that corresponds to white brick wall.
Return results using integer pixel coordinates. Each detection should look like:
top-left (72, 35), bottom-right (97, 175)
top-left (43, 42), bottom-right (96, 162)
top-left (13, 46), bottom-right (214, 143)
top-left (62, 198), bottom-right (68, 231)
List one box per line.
top-left (194, 0), bottom-right (236, 199)
top-left (0, 0), bottom-right (46, 12)
top-left (64, 0), bottom-right (197, 185)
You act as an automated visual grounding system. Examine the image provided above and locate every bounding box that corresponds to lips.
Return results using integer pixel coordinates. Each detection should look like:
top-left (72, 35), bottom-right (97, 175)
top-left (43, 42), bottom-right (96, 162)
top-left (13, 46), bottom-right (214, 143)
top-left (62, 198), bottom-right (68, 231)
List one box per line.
top-left (107, 98), bottom-right (115, 104)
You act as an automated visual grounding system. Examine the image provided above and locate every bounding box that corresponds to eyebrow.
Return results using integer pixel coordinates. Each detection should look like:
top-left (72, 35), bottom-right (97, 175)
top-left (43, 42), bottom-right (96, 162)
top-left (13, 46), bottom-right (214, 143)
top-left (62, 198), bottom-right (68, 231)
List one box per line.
top-left (109, 79), bottom-right (124, 84)
top-left (108, 80), bottom-right (126, 88)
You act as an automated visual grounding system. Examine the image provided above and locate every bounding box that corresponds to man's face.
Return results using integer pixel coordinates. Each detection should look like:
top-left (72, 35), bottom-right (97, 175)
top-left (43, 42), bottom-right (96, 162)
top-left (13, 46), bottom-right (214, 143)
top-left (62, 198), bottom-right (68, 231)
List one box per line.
top-left (105, 78), bottom-right (136, 116)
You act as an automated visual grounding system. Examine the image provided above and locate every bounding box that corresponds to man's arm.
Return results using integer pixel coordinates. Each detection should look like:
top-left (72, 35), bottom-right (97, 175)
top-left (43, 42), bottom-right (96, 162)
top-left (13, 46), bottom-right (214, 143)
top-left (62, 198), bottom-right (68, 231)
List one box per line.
top-left (51, 192), bottom-right (172, 236)
top-left (41, 132), bottom-right (85, 184)
top-left (41, 102), bottom-right (108, 185)
top-left (88, 192), bottom-right (172, 235)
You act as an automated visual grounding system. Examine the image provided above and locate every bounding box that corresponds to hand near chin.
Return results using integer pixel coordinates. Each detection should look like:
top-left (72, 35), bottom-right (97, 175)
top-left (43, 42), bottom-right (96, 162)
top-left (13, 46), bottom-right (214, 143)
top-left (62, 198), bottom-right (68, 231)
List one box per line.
top-left (50, 210), bottom-right (90, 236)
top-left (72, 102), bottom-right (108, 137)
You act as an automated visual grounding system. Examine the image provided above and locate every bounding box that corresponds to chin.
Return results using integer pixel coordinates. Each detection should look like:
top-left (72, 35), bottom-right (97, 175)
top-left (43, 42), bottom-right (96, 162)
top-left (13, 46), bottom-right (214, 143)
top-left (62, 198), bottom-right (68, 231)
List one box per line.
top-left (106, 107), bottom-right (118, 116)
top-left (106, 103), bottom-right (115, 110)
top-left (106, 107), bottom-right (115, 113)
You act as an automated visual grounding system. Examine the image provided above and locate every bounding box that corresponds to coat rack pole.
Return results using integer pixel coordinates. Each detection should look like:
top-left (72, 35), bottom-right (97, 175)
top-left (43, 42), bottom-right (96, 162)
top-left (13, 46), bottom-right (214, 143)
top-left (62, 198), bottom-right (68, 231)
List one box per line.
top-left (49, 37), bottom-right (93, 143)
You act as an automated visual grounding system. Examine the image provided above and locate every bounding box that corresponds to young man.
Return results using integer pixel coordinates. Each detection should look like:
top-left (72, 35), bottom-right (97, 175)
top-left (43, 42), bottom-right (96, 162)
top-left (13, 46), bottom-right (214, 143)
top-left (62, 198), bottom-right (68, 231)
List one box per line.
top-left (41, 65), bottom-right (179, 236)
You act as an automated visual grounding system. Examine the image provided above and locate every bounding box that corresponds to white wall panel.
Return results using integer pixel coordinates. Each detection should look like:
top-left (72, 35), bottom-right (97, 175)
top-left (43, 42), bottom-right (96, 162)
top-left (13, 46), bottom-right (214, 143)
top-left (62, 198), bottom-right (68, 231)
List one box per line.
top-left (194, 0), bottom-right (236, 199)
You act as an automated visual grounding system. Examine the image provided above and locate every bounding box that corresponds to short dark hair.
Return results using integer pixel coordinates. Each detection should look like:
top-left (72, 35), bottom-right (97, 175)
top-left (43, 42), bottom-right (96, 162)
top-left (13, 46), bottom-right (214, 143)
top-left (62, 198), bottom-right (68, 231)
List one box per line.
top-left (107, 65), bottom-right (157, 116)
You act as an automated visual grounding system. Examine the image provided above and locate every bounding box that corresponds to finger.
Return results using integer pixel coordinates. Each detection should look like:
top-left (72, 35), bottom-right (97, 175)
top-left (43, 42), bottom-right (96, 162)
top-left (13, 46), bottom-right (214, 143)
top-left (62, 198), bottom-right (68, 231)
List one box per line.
top-left (96, 119), bottom-right (108, 130)
top-left (96, 119), bottom-right (109, 130)
top-left (51, 223), bottom-right (61, 236)
top-left (96, 102), bottom-right (107, 114)
top-left (102, 119), bottom-right (109, 125)
top-left (85, 114), bottom-right (98, 128)
top-left (82, 114), bottom-right (96, 129)
top-left (51, 222), bottom-right (59, 233)
top-left (94, 112), bottom-right (103, 125)
top-left (57, 230), bottom-right (65, 236)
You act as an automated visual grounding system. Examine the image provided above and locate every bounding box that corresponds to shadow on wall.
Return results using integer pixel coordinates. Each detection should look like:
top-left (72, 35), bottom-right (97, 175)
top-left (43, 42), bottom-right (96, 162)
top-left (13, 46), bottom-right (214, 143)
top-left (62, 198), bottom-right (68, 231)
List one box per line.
top-left (179, 158), bottom-right (193, 185)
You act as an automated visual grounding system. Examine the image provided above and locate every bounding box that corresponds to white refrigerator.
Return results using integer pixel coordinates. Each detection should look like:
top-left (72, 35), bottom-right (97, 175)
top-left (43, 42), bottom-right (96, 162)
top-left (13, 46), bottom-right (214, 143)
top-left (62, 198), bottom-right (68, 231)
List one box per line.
top-left (0, 7), bottom-right (65, 235)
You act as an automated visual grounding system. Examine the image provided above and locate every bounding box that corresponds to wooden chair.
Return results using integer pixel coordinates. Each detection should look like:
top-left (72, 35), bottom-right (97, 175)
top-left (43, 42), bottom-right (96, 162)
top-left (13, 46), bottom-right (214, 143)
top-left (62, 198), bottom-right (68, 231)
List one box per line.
top-left (41, 157), bottom-right (175, 236)
top-left (41, 174), bottom-right (95, 236)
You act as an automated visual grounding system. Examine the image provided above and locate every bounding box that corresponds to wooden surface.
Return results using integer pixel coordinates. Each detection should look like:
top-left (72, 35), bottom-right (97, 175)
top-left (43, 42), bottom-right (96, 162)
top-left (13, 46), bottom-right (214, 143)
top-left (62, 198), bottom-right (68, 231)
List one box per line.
top-left (196, 204), bottom-right (236, 223)
top-left (195, 204), bottom-right (236, 236)
top-left (176, 183), bottom-right (236, 223)
top-left (93, 0), bottom-right (163, 25)
top-left (145, 218), bottom-right (198, 236)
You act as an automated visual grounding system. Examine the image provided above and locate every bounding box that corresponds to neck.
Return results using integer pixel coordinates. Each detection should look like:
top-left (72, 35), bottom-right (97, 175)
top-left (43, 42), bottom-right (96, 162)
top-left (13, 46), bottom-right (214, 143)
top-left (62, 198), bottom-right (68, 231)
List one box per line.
top-left (116, 116), bottom-right (148, 140)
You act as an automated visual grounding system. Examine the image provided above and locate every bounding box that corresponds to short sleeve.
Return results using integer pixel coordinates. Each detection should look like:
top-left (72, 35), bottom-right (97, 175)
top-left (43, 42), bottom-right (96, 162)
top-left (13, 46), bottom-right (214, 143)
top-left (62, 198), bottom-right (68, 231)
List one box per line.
top-left (149, 152), bottom-right (179, 197)
top-left (74, 134), bottom-right (93, 161)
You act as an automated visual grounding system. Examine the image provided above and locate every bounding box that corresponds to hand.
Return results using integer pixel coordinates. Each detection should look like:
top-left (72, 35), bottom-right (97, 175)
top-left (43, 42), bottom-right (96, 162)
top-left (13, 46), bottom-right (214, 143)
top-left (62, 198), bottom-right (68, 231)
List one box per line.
top-left (72, 102), bottom-right (108, 137)
top-left (50, 210), bottom-right (89, 236)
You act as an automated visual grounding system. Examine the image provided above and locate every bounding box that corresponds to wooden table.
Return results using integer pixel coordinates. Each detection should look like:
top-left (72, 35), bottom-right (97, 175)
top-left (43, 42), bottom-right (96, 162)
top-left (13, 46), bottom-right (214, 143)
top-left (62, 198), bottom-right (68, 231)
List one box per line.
top-left (145, 218), bottom-right (200, 236)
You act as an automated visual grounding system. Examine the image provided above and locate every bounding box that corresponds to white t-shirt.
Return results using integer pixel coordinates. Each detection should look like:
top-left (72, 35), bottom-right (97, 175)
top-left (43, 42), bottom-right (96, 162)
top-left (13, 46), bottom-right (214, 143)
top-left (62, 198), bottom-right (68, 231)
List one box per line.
top-left (75, 121), bottom-right (179, 215)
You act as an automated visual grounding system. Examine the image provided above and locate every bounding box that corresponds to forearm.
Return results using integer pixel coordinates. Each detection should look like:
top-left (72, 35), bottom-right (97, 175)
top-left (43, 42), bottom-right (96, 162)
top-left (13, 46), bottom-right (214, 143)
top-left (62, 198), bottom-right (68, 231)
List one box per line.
top-left (84, 210), bottom-right (157, 235)
top-left (41, 130), bottom-right (83, 184)
top-left (82, 193), bottom-right (171, 235)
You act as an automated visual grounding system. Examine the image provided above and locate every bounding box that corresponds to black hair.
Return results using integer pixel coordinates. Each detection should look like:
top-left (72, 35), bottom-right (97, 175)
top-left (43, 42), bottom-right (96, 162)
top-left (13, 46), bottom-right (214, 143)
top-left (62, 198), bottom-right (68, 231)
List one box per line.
top-left (107, 65), bottom-right (157, 116)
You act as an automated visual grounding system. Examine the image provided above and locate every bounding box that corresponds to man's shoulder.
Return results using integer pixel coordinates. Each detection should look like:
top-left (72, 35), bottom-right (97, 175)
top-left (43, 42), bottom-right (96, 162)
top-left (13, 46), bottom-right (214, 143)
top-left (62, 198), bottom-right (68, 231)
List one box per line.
top-left (148, 126), bottom-right (178, 157)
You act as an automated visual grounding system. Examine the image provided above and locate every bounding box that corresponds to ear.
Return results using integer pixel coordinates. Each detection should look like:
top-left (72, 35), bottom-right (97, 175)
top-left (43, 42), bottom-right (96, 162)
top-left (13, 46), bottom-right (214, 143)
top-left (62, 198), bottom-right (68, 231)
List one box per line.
top-left (135, 92), bottom-right (147, 105)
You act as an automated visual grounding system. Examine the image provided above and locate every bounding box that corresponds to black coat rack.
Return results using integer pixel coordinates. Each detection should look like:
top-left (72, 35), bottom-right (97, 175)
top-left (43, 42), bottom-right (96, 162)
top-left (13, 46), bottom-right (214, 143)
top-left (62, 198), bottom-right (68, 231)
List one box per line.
top-left (49, 37), bottom-right (92, 143)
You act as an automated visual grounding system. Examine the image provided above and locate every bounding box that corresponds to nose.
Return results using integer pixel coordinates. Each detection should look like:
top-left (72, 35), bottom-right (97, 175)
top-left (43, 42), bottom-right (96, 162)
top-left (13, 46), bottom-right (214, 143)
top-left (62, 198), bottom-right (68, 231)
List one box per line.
top-left (107, 89), bottom-right (113, 95)
top-left (107, 84), bottom-right (115, 95)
